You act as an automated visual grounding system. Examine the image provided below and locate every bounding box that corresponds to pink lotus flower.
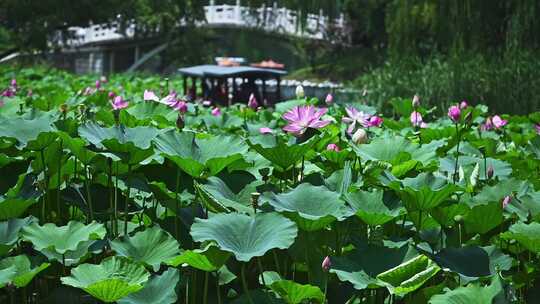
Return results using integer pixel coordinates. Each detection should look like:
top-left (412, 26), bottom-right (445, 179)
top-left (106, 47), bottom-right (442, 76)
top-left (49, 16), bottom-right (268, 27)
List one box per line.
top-left (492, 115), bottom-right (507, 129)
top-left (448, 105), bottom-right (461, 122)
top-left (502, 195), bottom-right (512, 209)
top-left (282, 105), bottom-right (331, 136)
top-left (460, 101), bottom-right (468, 109)
top-left (95, 80), bottom-right (101, 89)
top-left (1, 89), bottom-right (14, 97)
top-left (108, 91), bottom-right (116, 99)
top-left (211, 107), bottom-right (221, 116)
top-left (259, 127), bottom-right (273, 135)
top-left (322, 256), bottom-right (332, 272)
top-left (110, 95), bottom-right (129, 110)
top-left (248, 93), bottom-right (258, 110)
top-left (10, 79), bottom-right (17, 88)
top-left (326, 143), bottom-right (340, 152)
top-left (171, 100), bottom-right (188, 113)
top-left (367, 116), bottom-right (383, 128)
top-left (480, 117), bottom-right (494, 131)
top-left (325, 93), bottom-right (333, 105)
top-left (535, 124), bottom-right (540, 135)
top-left (342, 107), bottom-right (370, 134)
top-left (410, 111), bottom-right (427, 128)
top-left (143, 90), bottom-right (159, 102)
top-left (83, 87), bottom-right (94, 96)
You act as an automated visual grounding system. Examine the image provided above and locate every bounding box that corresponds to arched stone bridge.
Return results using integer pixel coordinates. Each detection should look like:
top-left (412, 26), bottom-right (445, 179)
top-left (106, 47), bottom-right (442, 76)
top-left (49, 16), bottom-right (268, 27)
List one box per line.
top-left (62, 1), bottom-right (349, 47)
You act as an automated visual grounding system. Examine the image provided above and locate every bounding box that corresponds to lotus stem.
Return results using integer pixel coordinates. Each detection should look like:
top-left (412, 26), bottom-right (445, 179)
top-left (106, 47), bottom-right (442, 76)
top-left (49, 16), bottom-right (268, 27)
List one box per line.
top-left (272, 250), bottom-right (280, 274)
top-left (241, 263), bottom-right (254, 304)
top-left (56, 139), bottom-right (62, 223)
top-left (458, 222), bottom-right (462, 247)
top-left (108, 158), bottom-right (113, 235)
top-left (124, 164), bottom-right (132, 235)
top-left (300, 156), bottom-right (305, 181)
top-left (216, 271), bottom-right (222, 304)
top-left (40, 149), bottom-right (48, 223)
top-left (175, 167), bottom-right (181, 240)
top-left (185, 270), bottom-right (190, 304)
top-left (84, 164), bottom-right (94, 222)
top-left (114, 162), bottom-right (119, 236)
top-left (191, 270), bottom-right (197, 304)
top-left (257, 258), bottom-right (266, 286)
top-left (322, 274), bottom-right (328, 304)
top-left (203, 271), bottom-right (209, 304)
top-left (453, 123), bottom-right (460, 183)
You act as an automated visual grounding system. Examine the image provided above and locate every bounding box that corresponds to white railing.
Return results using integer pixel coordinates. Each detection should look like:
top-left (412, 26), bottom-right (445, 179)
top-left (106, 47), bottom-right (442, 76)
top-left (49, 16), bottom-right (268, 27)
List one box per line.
top-left (60, 2), bottom-right (348, 47)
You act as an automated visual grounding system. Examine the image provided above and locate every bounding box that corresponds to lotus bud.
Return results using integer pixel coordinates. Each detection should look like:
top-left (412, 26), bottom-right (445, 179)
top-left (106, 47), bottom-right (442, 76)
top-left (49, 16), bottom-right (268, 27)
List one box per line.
top-left (248, 93), bottom-right (258, 110)
top-left (502, 195), bottom-right (512, 209)
top-left (95, 80), bottom-right (101, 89)
top-left (295, 85), bottom-right (305, 99)
top-left (322, 256), bottom-right (332, 272)
top-left (412, 95), bottom-right (420, 108)
top-left (460, 100), bottom-right (468, 109)
top-left (487, 165), bottom-right (494, 179)
top-left (326, 143), bottom-right (340, 152)
top-left (211, 107), bottom-right (221, 116)
top-left (325, 93), bottom-right (333, 105)
top-left (453, 215), bottom-right (463, 223)
top-left (108, 91), bottom-right (116, 99)
top-left (352, 128), bottom-right (368, 144)
top-left (10, 79), bottom-right (17, 88)
top-left (251, 192), bottom-right (260, 212)
top-left (447, 105), bottom-right (461, 123)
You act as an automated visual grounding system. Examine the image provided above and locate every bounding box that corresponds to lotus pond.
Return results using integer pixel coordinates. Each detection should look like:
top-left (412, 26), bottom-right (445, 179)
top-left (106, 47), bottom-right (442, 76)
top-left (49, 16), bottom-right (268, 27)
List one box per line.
top-left (1, 68), bottom-right (540, 303)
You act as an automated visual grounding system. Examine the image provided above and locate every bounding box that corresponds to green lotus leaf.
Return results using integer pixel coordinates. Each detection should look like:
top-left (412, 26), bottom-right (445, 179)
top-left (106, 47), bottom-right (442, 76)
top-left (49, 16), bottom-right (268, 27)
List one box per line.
top-left (260, 271), bottom-right (324, 304)
top-left (21, 220), bottom-right (106, 255)
top-left (0, 116), bottom-right (55, 149)
top-left (78, 122), bottom-right (159, 150)
top-left (247, 135), bottom-right (317, 171)
top-left (464, 201), bottom-right (503, 234)
top-left (330, 243), bottom-right (418, 290)
top-left (433, 246), bottom-right (512, 281)
top-left (118, 268), bottom-right (180, 304)
top-left (376, 254), bottom-right (440, 296)
top-left (61, 256), bottom-right (150, 303)
top-left (190, 212), bottom-right (298, 262)
top-left (41, 239), bottom-right (100, 266)
top-left (167, 244), bottom-right (231, 271)
top-left (262, 183), bottom-right (348, 231)
top-left (154, 130), bottom-right (248, 177)
top-left (0, 174), bottom-right (40, 220)
top-left (391, 173), bottom-right (458, 211)
top-left (501, 222), bottom-right (540, 253)
top-left (110, 226), bottom-right (180, 271)
top-left (471, 178), bottom-right (527, 207)
top-left (127, 102), bottom-right (177, 122)
top-left (324, 161), bottom-right (352, 196)
top-left (195, 176), bottom-right (260, 214)
top-left (0, 216), bottom-right (37, 256)
top-left (429, 276), bottom-right (502, 304)
top-left (0, 254), bottom-right (50, 288)
top-left (353, 137), bottom-right (444, 165)
top-left (345, 189), bottom-right (404, 226)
